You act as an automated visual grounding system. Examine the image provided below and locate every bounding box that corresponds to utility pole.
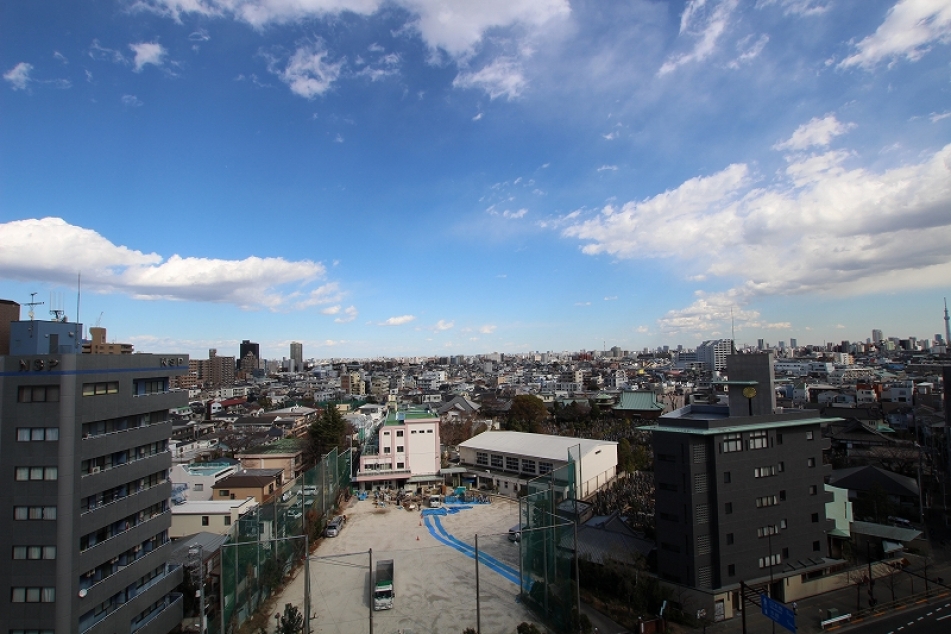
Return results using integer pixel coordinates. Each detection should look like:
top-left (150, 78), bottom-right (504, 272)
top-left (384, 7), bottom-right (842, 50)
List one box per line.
top-left (188, 544), bottom-right (205, 634)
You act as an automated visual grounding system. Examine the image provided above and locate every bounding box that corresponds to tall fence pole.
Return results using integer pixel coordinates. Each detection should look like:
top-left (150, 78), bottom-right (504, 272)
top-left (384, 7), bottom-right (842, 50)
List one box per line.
top-left (368, 548), bottom-right (374, 634)
top-left (475, 534), bottom-right (481, 634)
top-left (304, 534), bottom-right (311, 634)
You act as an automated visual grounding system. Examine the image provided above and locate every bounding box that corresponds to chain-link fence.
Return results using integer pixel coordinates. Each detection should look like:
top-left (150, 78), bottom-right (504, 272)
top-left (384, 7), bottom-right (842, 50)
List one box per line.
top-left (518, 461), bottom-right (579, 632)
top-left (215, 447), bottom-right (351, 634)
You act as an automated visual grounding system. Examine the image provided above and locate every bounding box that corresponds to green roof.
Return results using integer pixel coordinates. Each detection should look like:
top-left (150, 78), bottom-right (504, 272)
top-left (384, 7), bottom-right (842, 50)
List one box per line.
top-left (614, 391), bottom-right (663, 412)
top-left (240, 438), bottom-right (303, 454)
top-left (384, 408), bottom-right (439, 425)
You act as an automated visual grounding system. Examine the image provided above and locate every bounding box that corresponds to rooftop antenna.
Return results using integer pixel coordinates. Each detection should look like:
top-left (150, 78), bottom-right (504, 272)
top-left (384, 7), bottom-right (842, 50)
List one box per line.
top-left (49, 292), bottom-right (66, 322)
top-left (731, 307), bottom-right (736, 353)
top-left (76, 272), bottom-right (81, 329)
top-left (26, 292), bottom-right (44, 321)
top-left (944, 297), bottom-right (950, 347)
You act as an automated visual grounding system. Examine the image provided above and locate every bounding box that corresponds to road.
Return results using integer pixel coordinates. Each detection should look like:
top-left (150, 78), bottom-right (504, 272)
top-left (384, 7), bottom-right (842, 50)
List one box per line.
top-left (836, 598), bottom-right (951, 634)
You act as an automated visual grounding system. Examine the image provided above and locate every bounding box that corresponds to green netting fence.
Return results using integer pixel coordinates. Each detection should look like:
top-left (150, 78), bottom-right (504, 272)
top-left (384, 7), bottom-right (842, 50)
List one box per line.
top-left (215, 447), bottom-right (351, 634)
top-left (518, 458), bottom-right (578, 632)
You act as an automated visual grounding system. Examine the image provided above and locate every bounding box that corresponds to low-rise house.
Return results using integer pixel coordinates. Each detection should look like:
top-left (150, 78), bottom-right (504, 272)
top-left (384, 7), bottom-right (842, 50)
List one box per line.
top-left (211, 469), bottom-right (283, 504)
top-left (170, 497), bottom-right (258, 538)
top-left (170, 459), bottom-right (239, 502)
top-left (237, 438), bottom-right (305, 484)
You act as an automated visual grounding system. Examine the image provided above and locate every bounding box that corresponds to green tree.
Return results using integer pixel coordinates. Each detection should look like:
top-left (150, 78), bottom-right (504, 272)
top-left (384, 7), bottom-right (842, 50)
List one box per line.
top-left (617, 438), bottom-right (634, 473)
top-left (307, 404), bottom-right (347, 464)
top-left (506, 395), bottom-right (548, 433)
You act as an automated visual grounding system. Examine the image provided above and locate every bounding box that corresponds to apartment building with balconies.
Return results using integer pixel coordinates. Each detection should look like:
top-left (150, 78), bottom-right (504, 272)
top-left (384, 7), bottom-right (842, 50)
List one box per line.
top-left (1, 318), bottom-right (188, 634)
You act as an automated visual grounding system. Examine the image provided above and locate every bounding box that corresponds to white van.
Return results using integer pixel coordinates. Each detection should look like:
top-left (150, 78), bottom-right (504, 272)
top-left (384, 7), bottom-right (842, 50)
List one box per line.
top-left (325, 516), bottom-right (345, 537)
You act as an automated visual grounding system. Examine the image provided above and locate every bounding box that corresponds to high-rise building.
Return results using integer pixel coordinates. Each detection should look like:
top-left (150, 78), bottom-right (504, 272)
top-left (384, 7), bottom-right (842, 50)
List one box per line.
top-left (789, 338), bottom-right (797, 348)
top-left (872, 329), bottom-right (883, 343)
top-left (646, 353), bottom-right (832, 617)
top-left (82, 326), bottom-right (134, 354)
top-left (1, 317), bottom-right (188, 633)
top-left (697, 339), bottom-right (733, 372)
top-left (290, 342), bottom-right (303, 370)
top-left (238, 340), bottom-right (259, 371)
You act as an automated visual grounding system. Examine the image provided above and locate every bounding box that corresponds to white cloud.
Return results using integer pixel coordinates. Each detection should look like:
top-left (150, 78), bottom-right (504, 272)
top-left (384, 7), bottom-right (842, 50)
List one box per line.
top-left (380, 314), bottom-right (416, 326)
top-left (472, 112), bottom-right (483, 121)
top-left (839, 0), bottom-right (951, 69)
top-left (636, 325), bottom-right (649, 333)
top-left (129, 42), bottom-right (167, 72)
top-left (4, 63), bottom-right (32, 90)
top-left (563, 130), bottom-right (951, 334)
top-left (503, 208), bottom-right (527, 219)
top-left (602, 131), bottom-right (618, 140)
top-left (434, 319), bottom-right (454, 331)
top-left (122, 94), bottom-right (143, 107)
top-left (659, 0), bottom-right (739, 76)
top-left (597, 165), bottom-right (618, 172)
top-left (728, 34), bottom-right (769, 68)
top-left (932, 111), bottom-right (951, 122)
top-left (53, 51), bottom-right (68, 64)
top-left (773, 114), bottom-right (855, 151)
top-left (756, 0), bottom-right (830, 16)
top-left (0, 218), bottom-right (335, 311)
top-left (89, 40), bottom-right (126, 64)
top-left (453, 57), bottom-right (526, 100)
top-left (266, 42), bottom-right (343, 98)
top-left (321, 305), bottom-right (341, 315)
top-left (335, 306), bottom-right (358, 323)
top-left (604, 296), bottom-right (618, 301)
top-left (575, 301), bottom-right (591, 306)
top-left (479, 324), bottom-right (496, 334)
top-left (189, 28), bottom-right (211, 41)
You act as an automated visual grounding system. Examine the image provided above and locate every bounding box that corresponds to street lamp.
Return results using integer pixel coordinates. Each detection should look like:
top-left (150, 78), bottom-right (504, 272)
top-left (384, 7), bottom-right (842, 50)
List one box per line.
top-left (188, 544), bottom-right (205, 634)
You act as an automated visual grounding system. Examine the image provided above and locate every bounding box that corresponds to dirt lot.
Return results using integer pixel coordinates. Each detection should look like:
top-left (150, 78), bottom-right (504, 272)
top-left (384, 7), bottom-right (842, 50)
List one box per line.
top-left (272, 495), bottom-right (544, 634)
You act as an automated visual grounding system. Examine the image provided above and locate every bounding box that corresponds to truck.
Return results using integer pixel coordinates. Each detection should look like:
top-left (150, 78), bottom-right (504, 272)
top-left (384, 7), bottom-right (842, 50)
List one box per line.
top-left (373, 559), bottom-right (394, 610)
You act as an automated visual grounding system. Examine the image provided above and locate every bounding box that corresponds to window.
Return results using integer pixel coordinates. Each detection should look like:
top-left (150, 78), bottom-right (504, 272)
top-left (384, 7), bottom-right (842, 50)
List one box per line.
top-left (806, 431), bottom-right (815, 440)
top-left (728, 564), bottom-right (736, 577)
top-left (813, 540), bottom-right (821, 552)
top-left (726, 533), bottom-right (734, 545)
top-left (12, 546), bottom-right (56, 560)
top-left (780, 519), bottom-right (787, 529)
top-left (782, 547), bottom-right (789, 559)
top-left (697, 535), bottom-right (710, 555)
top-left (134, 378), bottom-right (168, 396)
top-left (777, 433), bottom-right (783, 445)
top-left (754, 466), bottom-right (777, 478)
top-left (695, 504), bottom-right (709, 524)
top-left (218, 490), bottom-right (230, 497)
top-left (721, 433), bottom-right (742, 453)
top-left (396, 446), bottom-right (404, 453)
top-left (779, 490), bottom-right (786, 502)
top-left (194, 484), bottom-right (204, 491)
top-left (476, 452), bottom-right (488, 466)
top-left (396, 430), bottom-right (403, 437)
top-left (756, 495), bottom-right (778, 508)
top-left (725, 502), bottom-right (733, 515)
top-left (15, 466), bottom-right (57, 481)
top-left (521, 459), bottom-right (536, 474)
top-left (748, 430), bottom-right (768, 450)
top-left (539, 461), bottom-right (553, 475)
top-left (694, 473), bottom-right (708, 494)
top-left (14, 506), bottom-right (56, 520)
top-left (396, 462), bottom-right (405, 469)
top-left (17, 385), bottom-right (60, 403)
top-left (757, 525), bottom-right (778, 537)
top-left (11, 587), bottom-right (56, 603)
top-left (692, 444), bottom-right (707, 463)
top-left (778, 461), bottom-right (784, 472)
top-left (490, 455), bottom-right (503, 468)
top-left (82, 381), bottom-right (118, 396)
top-left (807, 457), bottom-right (816, 468)
top-left (383, 447), bottom-right (391, 454)
top-left (505, 457), bottom-right (519, 471)
top-left (809, 485), bottom-right (818, 495)
top-left (723, 471), bottom-right (731, 484)
top-left (201, 516), bottom-right (209, 526)
top-left (224, 516), bottom-right (231, 526)
top-left (759, 554), bottom-right (781, 568)
top-left (811, 513), bottom-right (820, 523)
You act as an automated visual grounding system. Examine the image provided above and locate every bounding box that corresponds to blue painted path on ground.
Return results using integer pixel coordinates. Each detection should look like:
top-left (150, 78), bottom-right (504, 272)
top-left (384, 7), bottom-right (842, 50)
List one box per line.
top-left (421, 508), bottom-right (520, 586)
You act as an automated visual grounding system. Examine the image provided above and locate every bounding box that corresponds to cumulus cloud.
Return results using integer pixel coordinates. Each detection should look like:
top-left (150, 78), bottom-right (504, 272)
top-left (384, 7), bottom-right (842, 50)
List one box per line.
top-left (562, 125), bottom-right (951, 334)
top-left (773, 114), bottom-right (855, 151)
top-left (380, 315), bottom-right (416, 326)
top-left (839, 0), bottom-right (951, 69)
top-left (0, 218), bottom-right (336, 311)
top-left (130, 42), bottom-right (167, 71)
top-left (453, 57), bottom-right (526, 100)
top-left (4, 63), bottom-right (32, 90)
top-left (266, 42), bottom-right (343, 98)
top-left (659, 0), bottom-right (739, 76)
top-left (335, 306), bottom-right (358, 323)
top-left (434, 319), bottom-right (454, 331)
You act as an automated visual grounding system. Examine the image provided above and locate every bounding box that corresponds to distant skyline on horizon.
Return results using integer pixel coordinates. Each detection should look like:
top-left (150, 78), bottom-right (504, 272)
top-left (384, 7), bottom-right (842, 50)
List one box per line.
top-left (2, 1), bottom-right (950, 360)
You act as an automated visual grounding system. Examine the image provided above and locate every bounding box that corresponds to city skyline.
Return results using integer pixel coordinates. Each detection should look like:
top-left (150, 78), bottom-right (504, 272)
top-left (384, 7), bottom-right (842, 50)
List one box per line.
top-left (2, 1), bottom-right (951, 359)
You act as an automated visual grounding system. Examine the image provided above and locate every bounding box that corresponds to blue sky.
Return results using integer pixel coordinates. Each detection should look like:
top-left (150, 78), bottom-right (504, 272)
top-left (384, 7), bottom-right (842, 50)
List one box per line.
top-left (2, 0), bottom-right (950, 360)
